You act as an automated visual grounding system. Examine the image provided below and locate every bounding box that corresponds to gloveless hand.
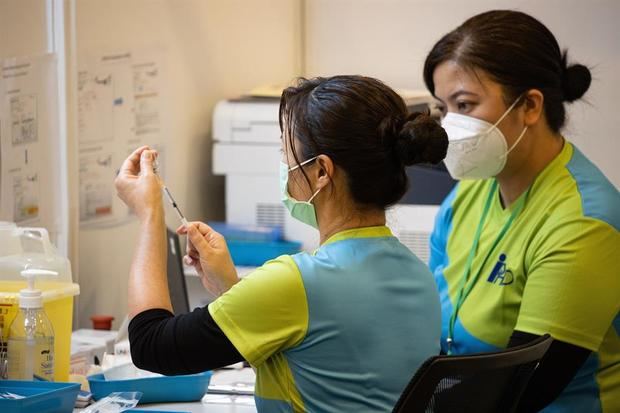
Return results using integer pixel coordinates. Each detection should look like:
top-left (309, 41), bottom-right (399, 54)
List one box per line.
top-left (177, 221), bottom-right (239, 297)
top-left (114, 146), bottom-right (163, 221)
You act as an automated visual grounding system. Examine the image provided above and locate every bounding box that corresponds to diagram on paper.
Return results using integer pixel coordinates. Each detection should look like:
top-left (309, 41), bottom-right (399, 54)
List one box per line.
top-left (12, 170), bottom-right (40, 222)
top-left (10, 94), bottom-right (38, 145)
top-left (133, 61), bottom-right (161, 136)
top-left (79, 151), bottom-right (115, 222)
top-left (0, 54), bottom-right (59, 230)
top-left (77, 51), bottom-right (166, 227)
top-left (78, 71), bottom-right (115, 144)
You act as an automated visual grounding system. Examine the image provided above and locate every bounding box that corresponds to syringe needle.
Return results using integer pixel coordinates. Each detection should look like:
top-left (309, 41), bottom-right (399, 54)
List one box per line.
top-left (162, 185), bottom-right (189, 228)
top-left (152, 159), bottom-right (190, 228)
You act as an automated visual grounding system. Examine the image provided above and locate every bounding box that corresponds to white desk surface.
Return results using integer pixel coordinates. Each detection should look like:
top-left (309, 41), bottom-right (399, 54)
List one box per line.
top-left (124, 399), bottom-right (257, 412)
top-left (73, 394), bottom-right (257, 412)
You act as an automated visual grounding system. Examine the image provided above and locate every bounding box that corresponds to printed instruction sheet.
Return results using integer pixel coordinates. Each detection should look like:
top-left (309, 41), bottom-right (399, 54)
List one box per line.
top-left (78, 50), bottom-right (166, 227)
top-left (0, 53), bottom-right (60, 229)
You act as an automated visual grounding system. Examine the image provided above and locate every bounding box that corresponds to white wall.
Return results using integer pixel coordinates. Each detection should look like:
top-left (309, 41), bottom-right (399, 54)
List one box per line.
top-left (305, 0), bottom-right (620, 187)
top-left (75, 0), bottom-right (303, 328)
top-left (0, 0), bottom-right (72, 257)
top-left (0, 0), bottom-right (48, 59)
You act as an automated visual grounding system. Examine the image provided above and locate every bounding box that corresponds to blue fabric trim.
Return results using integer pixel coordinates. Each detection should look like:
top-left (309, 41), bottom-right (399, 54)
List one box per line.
top-left (449, 318), bottom-right (500, 354)
top-left (566, 146), bottom-right (620, 231)
top-left (429, 184), bottom-right (458, 274)
top-left (613, 312), bottom-right (620, 337)
top-left (430, 184), bottom-right (501, 354)
top-left (540, 353), bottom-right (602, 413)
top-left (429, 184), bottom-right (457, 351)
top-left (255, 395), bottom-right (293, 413)
top-left (430, 185), bottom-right (457, 353)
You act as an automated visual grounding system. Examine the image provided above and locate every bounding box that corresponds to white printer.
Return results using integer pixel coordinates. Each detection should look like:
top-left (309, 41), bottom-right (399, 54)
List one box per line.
top-left (212, 92), bottom-right (455, 262)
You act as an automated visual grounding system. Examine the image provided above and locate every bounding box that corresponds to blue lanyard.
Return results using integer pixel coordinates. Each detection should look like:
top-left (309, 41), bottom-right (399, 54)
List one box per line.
top-left (446, 180), bottom-right (529, 355)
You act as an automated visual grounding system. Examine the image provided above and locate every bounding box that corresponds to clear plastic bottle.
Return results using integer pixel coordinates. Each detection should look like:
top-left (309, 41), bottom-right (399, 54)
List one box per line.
top-left (0, 325), bottom-right (7, 379)
top-left (7, 269), bottom-right (56, 381)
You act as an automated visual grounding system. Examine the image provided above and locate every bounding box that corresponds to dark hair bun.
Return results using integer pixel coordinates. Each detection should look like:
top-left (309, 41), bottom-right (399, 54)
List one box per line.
top-left (561, 51), bottom-right (591, 103)
top-left (395, 112), bottom-right (448, 166)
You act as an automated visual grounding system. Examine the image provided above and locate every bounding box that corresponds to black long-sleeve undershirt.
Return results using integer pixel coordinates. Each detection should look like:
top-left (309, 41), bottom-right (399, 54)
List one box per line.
top-left (509, 330), bottom-right (592, 413)
top-left (128, 307), bottom-right (243, 375)
top-left (129, 308), bottom-right (592, 412)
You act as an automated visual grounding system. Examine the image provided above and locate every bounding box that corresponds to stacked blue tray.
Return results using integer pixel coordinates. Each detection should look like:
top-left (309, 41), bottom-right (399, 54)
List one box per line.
top-left (88, 370), bottom-right (212, 404)
top-left (209, 222), bottom-right (302, 266)
top-left (0, 380), bottom-right (80, 413)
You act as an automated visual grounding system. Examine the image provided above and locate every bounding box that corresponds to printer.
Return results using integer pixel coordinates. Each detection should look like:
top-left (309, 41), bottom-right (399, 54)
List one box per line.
top-left (212, 91), bottom-right (455, 263)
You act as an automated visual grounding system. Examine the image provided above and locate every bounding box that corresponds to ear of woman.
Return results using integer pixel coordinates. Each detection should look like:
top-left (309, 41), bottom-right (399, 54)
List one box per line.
top-left (523, 89), bottom-right (545, 127)
top-left (315, 155), bottom-right (334, 191)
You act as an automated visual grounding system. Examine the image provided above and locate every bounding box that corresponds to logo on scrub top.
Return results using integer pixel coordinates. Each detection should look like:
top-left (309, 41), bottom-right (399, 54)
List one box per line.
top-left (487, 253), bottom-right (514, 286)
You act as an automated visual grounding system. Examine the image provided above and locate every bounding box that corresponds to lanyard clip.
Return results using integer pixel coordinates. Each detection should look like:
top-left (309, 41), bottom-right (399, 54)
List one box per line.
top-left (446, 337), bottom-right (453, 355)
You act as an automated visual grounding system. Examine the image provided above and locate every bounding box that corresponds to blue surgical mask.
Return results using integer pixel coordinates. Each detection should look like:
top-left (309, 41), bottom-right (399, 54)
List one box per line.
top-left (279, 156), bottom-right (321, 229)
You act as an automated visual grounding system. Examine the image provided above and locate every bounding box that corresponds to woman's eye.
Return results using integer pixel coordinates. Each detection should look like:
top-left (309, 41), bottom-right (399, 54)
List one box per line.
top-left (456, 101), bottom-right (474, 112)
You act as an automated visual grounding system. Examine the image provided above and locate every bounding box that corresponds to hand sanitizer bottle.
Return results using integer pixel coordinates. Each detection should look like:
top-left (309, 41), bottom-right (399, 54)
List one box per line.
top-left (7, 269), bottom-right (57, 381)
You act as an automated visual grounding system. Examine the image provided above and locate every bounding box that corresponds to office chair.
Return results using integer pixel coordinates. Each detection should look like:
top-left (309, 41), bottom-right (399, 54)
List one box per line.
top-left (392, 334), bottom-right (553, 413)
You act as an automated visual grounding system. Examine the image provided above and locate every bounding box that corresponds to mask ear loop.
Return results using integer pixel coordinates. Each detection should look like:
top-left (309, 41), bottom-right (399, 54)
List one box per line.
top-left (307, 186), bottom-right (322, 203)
top-left (487, 94), bottom-right (525, 133)
top-left (501, 126), bottom-right (528, 159)
top-left (289, 155), bottom-right (323, 203)
top-left (288, 155), bottom-right (319, 172)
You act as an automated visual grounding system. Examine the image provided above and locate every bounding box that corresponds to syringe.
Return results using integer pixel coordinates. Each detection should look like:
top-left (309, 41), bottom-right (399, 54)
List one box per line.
top-left (162, 185), bottom-right (189, 228)
top-left (153, 157), bottom-right (189, 228)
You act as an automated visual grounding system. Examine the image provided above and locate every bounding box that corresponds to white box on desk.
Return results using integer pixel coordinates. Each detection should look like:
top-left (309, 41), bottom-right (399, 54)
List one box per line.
top-left (72, 329), bottom-right (117, 355)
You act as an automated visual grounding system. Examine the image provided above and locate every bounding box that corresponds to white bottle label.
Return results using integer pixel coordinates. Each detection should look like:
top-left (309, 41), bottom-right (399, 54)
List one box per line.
top-left (7, 336), bottom-right (54, 381)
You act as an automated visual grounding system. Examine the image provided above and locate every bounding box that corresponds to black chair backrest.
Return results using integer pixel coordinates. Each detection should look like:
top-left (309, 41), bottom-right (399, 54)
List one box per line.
top-left (166, 228), bottom-right (190, 314)
top-left (392, 334), bottom-right (553, 413)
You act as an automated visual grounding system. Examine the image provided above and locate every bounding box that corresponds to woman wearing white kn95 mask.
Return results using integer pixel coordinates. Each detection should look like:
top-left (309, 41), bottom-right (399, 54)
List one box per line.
top-left (440, 93), bottom-right (528, 180)
top-left (424, 9), bottom-right (619, 413)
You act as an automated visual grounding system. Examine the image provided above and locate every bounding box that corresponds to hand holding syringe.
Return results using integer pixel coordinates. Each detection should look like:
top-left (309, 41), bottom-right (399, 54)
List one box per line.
top-left (152, 155), bottom-right (239, 295)
top-left (153, 159), bottom-right (198, 267)
top-left (152, 157), bottom-right (205, 271)
top-left (116, 147), bottom-right (239, 298)
top-left (152, 157), bottom-right (205, 273)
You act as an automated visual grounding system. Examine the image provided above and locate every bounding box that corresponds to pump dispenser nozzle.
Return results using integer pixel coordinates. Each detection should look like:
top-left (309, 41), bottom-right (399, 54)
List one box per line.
top-left (19, 269), bottom-right (58, 309)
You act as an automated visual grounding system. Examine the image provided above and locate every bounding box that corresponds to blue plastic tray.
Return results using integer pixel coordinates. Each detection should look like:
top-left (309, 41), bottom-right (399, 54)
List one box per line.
top-left (88, 371), bottom-right (212, 404)
top-left (0, 380), bottom-right (80, 413)
top-left (209, 221), bottom-right (283, 242)
top-left (228, 240), bottom-right (302, 266)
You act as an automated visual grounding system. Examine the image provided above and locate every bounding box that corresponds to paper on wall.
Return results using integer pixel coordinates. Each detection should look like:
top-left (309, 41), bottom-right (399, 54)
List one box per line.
top-left (132, 52), bottom-right (167, 180)
top-left (78, 51), bottom-right (166, 228)
top-left (78, 52), bottom-right (134, 227)
top-left (133, 60), bottom-right (161, 137)
top-left (79, 149), bottom-right (115, 222)
top-left (0, 54), bottom-right (61, 232)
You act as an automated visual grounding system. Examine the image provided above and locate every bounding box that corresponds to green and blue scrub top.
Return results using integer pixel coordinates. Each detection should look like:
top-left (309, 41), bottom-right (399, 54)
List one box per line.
top-left (430, 142), bottom-right (620, 412)
top-left (210, 226), bottom-right (441, 412)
